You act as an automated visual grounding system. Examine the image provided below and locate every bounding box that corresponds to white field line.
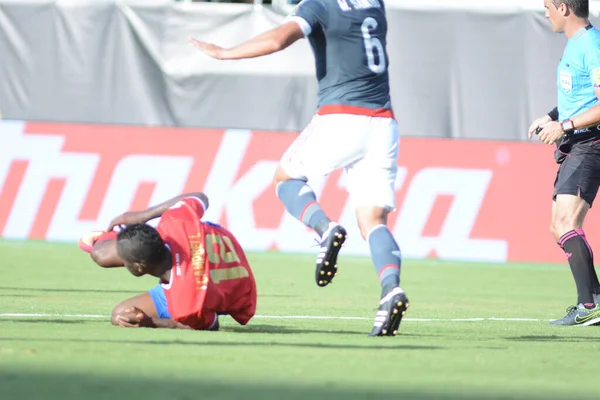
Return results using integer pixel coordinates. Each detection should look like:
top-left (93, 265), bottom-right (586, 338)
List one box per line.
top-left (0, 313), bottom-right (547, 322)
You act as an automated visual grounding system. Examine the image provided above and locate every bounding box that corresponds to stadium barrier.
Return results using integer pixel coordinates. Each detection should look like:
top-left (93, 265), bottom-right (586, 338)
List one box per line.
top-left (0, 120), bottom-right (591, 264)
top-left (0, 0), bottom-right (594, 141)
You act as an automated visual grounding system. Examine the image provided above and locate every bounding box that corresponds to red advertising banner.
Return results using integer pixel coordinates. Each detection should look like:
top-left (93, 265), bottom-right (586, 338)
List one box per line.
top-left (0, 120), bottom-right (589, 264)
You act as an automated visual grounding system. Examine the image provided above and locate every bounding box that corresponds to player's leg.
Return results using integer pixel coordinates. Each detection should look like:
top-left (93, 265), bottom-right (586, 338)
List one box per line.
top-left (228, 294), bottom-right (255, 327)
top-left (274, 165), bottom-right (338, 241)
top-left (229, 261), bottom-right (258, 326)
top-left (275, 114), bottom-right (365, 287)
top-left (208, 227), bottom-right (258, 327)
top-left (111, 285), bottom-right (167, 326)
top-left (549, 149), bottom-right (600, 326)
top-left (357, 206), bottom-right (408, 337)
top-left (347, 116), bottom-right (407, 336)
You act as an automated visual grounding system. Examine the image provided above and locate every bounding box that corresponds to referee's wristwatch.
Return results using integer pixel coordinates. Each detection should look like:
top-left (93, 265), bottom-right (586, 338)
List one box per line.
top-left (561, 119), bottom-right (575, 133)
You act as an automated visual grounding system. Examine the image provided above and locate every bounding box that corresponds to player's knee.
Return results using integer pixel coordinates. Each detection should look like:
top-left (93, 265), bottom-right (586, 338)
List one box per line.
top-left (273, 165), bottom-right (288, 186)
top-left (111, 304), bottom-right (126, 326)
top-left (357, 224), bottom-right (370, 241)
top-left (273, 164), bottom-right (301, 187)
top-left (551, 214), bottom-right (576, 241)
top-left (356, 207), bottom-right (388, 240)
top-left (549, 222), bottom-right (559, 241)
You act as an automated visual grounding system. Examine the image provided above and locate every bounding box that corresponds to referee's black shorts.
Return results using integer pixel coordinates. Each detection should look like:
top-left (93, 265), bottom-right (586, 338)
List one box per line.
top-left (553, 140), bottom-right (600, 207)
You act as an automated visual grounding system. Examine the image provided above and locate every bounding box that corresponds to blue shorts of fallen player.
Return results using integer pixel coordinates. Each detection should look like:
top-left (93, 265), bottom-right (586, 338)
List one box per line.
top-left (148, 285), bottom-right (172, 319)
top-left (148, 284), bottom-right (229, 319)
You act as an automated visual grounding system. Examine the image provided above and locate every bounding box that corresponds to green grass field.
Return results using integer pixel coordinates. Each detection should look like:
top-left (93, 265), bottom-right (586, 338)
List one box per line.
top-left (1, 240), bottom-right (599, 400)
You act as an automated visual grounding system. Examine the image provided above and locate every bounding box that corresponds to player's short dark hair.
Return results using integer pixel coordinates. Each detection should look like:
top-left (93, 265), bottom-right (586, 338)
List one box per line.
top-left (553, 0), bottom-right (589, 18)
top-left (116, 224), bottom-right (166, 265)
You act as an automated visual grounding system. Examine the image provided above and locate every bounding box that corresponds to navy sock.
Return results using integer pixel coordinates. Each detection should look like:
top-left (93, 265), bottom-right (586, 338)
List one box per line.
top-left (276, 179), bottom-right (331, 237)
top-left (368, 225), bottom-right (401, 291)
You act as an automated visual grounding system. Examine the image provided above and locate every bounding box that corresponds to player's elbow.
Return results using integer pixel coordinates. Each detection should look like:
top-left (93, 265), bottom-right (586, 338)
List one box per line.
top-left (197, 193), bottom-right (209, 211)
top-left (184, 192), bottom-right (210, 211)
top-left (90, 247), bottom-right (113, 268)
top-left (274, 23), bottom-right (303, 52)
top-left (110, 305), bottom-right (124, 326)
top-left (268, 36), bottom-right (289, 53)
top-left (272, 39), bottom-right (286, 52)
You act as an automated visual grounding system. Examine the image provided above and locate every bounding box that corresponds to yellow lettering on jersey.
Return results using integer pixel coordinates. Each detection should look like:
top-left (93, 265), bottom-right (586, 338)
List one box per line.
top-left (210, 266), bottom-right (249, 284)
top-left (187, 233), bottom-right (244, 287)
top-left (189, 240), bottom-right (205, 278)
top-left (204, 233), bottom-right (241, 264)
top-left (204, 234), bottom-right (221, 264)
top-left (221, 236), bottom-right (241, 263)
top-left (188, 232), bottom-right (203, 240)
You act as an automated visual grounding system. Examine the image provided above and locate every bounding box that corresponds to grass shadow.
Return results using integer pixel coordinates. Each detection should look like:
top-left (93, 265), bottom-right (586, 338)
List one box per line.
top-left (0, 286), bottom-right (140, 295)
top-left (507, 334), bottom-right (600, 343)
top-left (0, 337), bottom-right (443, 351)
top-left (0, 368), bottom-right (574, 400)
top-left (225, 324), bottom-right (368, 336)
top-left (0, 319), bottom-right (88, 325)
top-left (225, 324), bottom-right (445, 338)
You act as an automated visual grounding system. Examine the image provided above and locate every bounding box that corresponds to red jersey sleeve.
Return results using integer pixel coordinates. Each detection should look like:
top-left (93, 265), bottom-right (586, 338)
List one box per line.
top-left (158, 197), bottom-right (206, 229)
top-left (175, 197), bottom-right (206, 219)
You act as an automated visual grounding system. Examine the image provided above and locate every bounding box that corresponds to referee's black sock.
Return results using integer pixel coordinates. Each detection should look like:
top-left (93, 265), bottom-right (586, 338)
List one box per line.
top-left (574, 229), bottom-right (600, 297)
top-left (559, 230), bottom-right (597, 307)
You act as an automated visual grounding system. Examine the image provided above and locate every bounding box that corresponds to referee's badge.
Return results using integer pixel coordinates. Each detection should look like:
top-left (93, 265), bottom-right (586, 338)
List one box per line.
top-left (592, 68), bottom-right (600, 87)
top-left (560, 71), bottom-right (573, 94)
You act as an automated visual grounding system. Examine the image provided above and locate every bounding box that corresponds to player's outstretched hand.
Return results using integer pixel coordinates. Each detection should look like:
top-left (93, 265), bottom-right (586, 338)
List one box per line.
top-left (115, 307), bottom-right (151, 328)
top-left (189, 37), bottom-right (225, 60)
top-left (106, 211), bottom-right (147, 232)
top-left (528, 114), bottom-right (552, 139)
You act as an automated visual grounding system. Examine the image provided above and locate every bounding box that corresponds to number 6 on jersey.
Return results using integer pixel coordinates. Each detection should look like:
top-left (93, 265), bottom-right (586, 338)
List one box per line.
top-left (362, 17), bottom-right (386, 74)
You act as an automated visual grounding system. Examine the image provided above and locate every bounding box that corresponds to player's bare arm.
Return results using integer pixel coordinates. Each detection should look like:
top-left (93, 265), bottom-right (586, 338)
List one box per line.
top-left (107, 192), bottom-right (209, 231)
top-left (189, 21), bottom-right (304, 60)
top-left (90, 239), bottom-right (124, 268)
top-left (114, 307), bottom-right (192, 330)
top-left (78, 230), bottom-right (124, 268)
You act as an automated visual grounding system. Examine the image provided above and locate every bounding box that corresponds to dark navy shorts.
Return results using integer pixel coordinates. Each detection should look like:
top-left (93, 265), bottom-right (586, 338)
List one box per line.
top-left (553, 140), bottom-right (600, 207)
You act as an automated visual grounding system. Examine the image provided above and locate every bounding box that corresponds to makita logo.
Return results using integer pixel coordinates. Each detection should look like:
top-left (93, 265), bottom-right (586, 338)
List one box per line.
top-left (0, 120), bottom-right (509, 262)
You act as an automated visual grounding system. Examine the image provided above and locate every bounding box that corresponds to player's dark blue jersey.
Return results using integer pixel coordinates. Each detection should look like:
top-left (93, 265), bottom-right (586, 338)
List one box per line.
top-left (290, 0), bottom-right (391, 111)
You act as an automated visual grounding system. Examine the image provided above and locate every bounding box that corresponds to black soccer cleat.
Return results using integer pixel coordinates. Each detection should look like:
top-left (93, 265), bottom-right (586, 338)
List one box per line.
top-left (207, 313), bottom-right (220, 331)
top-left (369, 287), bottom-right (410, 337)
top-left (315, 224), bottom-right (347, 287)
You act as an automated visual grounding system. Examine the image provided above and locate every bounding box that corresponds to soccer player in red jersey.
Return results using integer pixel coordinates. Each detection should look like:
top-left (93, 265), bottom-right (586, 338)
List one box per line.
top-left (83, 192), bottom-right (257, 331)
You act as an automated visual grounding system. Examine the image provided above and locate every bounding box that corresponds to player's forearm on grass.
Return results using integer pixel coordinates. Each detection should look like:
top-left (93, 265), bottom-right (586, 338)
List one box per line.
top-left (141, 192), bottom-right (208, 220)
top-left (571, 104), bottom-right (600, 129)
top-left (221, 24), bottom-right (303, 60)
top-left (149, 318), bottom-right (192, 330)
